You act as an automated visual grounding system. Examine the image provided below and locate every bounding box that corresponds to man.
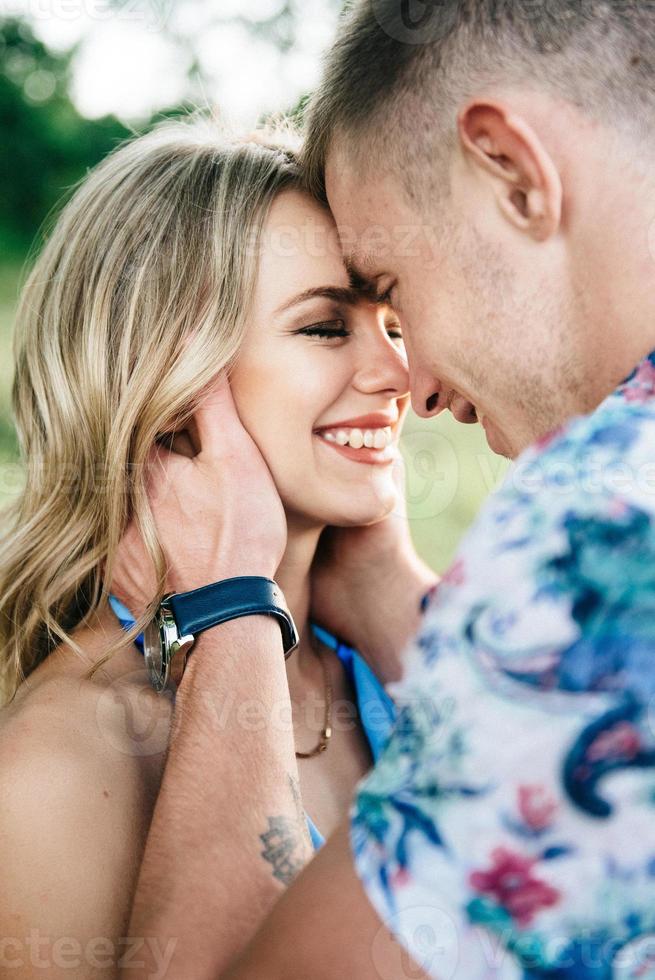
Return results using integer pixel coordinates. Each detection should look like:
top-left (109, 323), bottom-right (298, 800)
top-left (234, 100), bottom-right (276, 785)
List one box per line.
top-left (120, 2), bottom-right (655, 977)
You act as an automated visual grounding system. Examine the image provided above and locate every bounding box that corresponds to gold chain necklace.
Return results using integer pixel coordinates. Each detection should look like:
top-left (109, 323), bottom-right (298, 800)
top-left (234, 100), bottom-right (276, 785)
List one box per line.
top-left (295, 630), bottom-right (333, 759)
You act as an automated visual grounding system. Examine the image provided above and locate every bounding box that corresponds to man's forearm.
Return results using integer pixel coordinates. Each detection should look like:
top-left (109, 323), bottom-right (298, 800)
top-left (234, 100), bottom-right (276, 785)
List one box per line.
top-left (121, 616), bottom-right (312, 980)
top-left (352, 555), bottom-right (439, 684)
top-left (221, 817), bottom-right (429, 980)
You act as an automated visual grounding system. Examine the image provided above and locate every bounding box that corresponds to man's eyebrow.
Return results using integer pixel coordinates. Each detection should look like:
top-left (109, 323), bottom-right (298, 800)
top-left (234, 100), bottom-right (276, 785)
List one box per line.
top-left (346, 262), bottom-right (384, 303)
top-left (274, 285), bottom-right (361, 315)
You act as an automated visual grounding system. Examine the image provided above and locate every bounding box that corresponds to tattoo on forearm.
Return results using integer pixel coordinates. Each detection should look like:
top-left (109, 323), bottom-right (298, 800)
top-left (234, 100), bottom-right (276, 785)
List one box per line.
top-left (259, 774), bottom-right (311, 885)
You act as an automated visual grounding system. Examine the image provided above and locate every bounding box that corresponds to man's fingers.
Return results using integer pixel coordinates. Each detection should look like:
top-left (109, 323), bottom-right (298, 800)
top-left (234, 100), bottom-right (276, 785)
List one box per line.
top-left (192, 371), bottom-right (248, 459)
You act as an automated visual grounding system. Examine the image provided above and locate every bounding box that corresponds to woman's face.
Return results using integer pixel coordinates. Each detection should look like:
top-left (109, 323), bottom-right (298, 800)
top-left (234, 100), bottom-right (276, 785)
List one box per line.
top-left (229, 189), bottom-right (410, 530)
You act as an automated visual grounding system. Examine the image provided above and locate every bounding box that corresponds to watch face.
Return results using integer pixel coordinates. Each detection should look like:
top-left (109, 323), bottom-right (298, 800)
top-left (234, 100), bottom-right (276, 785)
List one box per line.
top-left (143, 614), bottom-right (165, 691)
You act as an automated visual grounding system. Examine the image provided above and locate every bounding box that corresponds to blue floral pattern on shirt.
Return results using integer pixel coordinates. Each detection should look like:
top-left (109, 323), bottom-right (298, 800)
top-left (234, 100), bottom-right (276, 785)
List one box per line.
top-left (349, 352), bottom-right (655, 980)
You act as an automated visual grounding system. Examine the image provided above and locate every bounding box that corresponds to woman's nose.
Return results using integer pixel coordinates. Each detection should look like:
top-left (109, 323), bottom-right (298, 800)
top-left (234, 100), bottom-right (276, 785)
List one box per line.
top-left (352, 337), bottom-right (410, 399)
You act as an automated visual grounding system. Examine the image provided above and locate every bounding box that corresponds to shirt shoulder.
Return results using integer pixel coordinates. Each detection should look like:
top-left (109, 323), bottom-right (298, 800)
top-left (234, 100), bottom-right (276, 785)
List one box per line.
top-left (347, 365), bottom-right (655, 978)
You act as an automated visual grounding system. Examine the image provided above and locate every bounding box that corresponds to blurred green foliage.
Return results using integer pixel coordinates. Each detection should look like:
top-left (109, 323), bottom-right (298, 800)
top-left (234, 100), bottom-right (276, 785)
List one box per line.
top-left (0, 18), bottom-right (135, 256)
top-left (0, 263), bottom-right (19, 452)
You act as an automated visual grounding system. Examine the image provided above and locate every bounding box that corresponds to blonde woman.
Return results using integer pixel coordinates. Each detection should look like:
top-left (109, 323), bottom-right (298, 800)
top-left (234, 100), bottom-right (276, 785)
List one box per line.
top-left (0, 118), bottom-right (436, 977)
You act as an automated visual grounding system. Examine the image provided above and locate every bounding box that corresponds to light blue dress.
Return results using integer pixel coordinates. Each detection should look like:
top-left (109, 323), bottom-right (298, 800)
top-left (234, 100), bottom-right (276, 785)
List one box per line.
top-left (108, 595), bottom-right (397, 850)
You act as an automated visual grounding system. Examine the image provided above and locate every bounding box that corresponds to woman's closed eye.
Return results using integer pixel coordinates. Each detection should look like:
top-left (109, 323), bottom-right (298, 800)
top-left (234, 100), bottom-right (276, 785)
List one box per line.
top-left (296, 320), bottom-right (404, 342)
top-left (297, 320), bottom-right (350, 340)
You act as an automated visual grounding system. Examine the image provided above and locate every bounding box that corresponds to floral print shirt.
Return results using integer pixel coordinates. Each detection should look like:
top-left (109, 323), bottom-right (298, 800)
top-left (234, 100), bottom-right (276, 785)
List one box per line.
top-left (349, 351), bottom-right (655, 980)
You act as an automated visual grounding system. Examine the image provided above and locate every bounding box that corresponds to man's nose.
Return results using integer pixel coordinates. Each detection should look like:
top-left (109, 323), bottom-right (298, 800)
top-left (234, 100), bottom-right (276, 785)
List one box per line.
top-left (410, 373), bottom-right (477, 424)
top-left (410, 370), bottom-right (448, 419)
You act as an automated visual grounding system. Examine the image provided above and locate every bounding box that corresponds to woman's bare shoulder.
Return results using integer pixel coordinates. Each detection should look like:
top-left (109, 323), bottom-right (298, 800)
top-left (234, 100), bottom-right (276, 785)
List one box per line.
top-left (0, 653), bottom-right (174, 972)
top-left (0, 648), bottom-right (173, 808)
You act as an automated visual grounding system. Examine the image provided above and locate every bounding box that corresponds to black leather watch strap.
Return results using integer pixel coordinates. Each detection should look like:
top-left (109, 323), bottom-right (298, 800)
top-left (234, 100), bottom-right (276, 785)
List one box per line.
top-left (168, 576), bottom-right (299, 659)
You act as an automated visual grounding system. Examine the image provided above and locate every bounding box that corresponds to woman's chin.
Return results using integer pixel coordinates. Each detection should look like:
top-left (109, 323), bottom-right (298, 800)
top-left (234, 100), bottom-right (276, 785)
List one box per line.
top-left (326, 492), bottom-right (401, 528)
top-left (286, 474), bottom-right (403, 529)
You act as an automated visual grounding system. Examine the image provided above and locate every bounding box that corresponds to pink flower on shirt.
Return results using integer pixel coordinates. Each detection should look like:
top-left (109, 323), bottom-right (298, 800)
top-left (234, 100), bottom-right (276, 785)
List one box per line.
top-left (469, 847), bottom-right (561, 926)
top-left (517, 785), bottom-right (559, 832)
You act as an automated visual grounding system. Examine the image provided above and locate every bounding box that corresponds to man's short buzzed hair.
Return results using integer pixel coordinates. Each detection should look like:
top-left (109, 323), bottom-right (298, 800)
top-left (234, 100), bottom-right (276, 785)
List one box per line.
top-left (303, 0), bottom-right (655, 205)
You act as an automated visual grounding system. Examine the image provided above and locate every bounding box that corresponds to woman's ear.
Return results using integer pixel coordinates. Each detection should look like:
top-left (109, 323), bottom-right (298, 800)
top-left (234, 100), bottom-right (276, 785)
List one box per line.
top-left (156, 429), bottom-right (197, 458)
top-left (457, 100), bottom-right (563, 242)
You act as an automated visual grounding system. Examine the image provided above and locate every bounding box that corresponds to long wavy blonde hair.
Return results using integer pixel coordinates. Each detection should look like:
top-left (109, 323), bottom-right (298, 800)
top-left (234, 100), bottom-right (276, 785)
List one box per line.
top-left (0, 115), bottom-right (302, 706)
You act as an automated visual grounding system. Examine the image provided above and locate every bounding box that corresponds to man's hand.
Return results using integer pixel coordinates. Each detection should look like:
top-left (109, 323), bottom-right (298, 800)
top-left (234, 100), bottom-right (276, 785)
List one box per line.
top-left (310, 456), bottom-right (438, 684)
top-left (108, 371), bottom-right (287, 618)
top-left (112, 375), bottom-right (300, 979)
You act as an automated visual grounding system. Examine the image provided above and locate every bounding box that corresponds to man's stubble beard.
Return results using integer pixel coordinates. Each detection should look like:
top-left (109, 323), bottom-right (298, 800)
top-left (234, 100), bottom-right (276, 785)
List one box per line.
top-left (456, 226), bottom-right (589, 455)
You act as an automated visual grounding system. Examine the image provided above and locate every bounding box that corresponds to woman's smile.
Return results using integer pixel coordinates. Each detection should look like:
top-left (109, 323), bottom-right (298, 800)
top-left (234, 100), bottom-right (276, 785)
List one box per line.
top-left (313, 410), bottom-right (400, 466)
top-left (313, 428), bottom-right (399, 466)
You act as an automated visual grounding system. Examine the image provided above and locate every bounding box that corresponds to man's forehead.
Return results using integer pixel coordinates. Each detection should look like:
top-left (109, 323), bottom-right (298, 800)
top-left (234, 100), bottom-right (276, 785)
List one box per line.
top-left (325, 141), bottom-right (379, 216)
top-left (319, 143), bottom-right (372, 279)
top-left (325, 140), bottom-right (399, 205)
top-left (325, 154), bottom-right (410, 281)
top-left (326, 170), bottom-right (389, 277)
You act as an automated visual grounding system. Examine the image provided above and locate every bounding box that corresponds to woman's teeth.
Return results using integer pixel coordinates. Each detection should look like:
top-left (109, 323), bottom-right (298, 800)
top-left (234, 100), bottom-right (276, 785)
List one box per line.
top-left (317, 427), bottom-right (393, 450)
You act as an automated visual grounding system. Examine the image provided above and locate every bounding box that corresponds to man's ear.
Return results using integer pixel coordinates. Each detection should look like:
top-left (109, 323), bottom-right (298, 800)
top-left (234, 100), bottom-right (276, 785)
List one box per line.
top-left (457, 101), bottom-right (562, 242)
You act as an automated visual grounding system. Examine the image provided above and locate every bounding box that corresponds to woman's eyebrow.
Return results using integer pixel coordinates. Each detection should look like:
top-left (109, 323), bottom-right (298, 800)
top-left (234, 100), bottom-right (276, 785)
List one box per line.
top-left (274, 285), bottom-right (361, 315)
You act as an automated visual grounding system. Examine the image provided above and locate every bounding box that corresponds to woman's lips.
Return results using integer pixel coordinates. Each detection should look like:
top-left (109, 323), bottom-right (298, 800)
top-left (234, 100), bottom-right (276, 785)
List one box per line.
top-left (313, 433), bottom-right (398, 466)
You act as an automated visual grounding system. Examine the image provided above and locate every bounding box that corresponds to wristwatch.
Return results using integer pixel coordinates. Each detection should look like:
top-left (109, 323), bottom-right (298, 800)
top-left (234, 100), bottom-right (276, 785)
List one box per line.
top-left (143, 576), bottom-right (299, 693)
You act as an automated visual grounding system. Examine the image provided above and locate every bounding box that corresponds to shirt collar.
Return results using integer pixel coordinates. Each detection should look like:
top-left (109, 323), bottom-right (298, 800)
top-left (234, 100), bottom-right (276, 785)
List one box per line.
top-left (615, 349), bottom-right (655, 403)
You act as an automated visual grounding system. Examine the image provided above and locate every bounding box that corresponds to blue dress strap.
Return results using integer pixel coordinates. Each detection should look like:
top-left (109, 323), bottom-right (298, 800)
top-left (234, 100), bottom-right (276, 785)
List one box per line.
top-left (107, 596), bottom-right (397, 853)
top-left (109, 594), bottom-right (144, 651)
top-left (307, 622), bottom-right (397, 850)
top-left (310, 622), bottom-right (397, 764)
